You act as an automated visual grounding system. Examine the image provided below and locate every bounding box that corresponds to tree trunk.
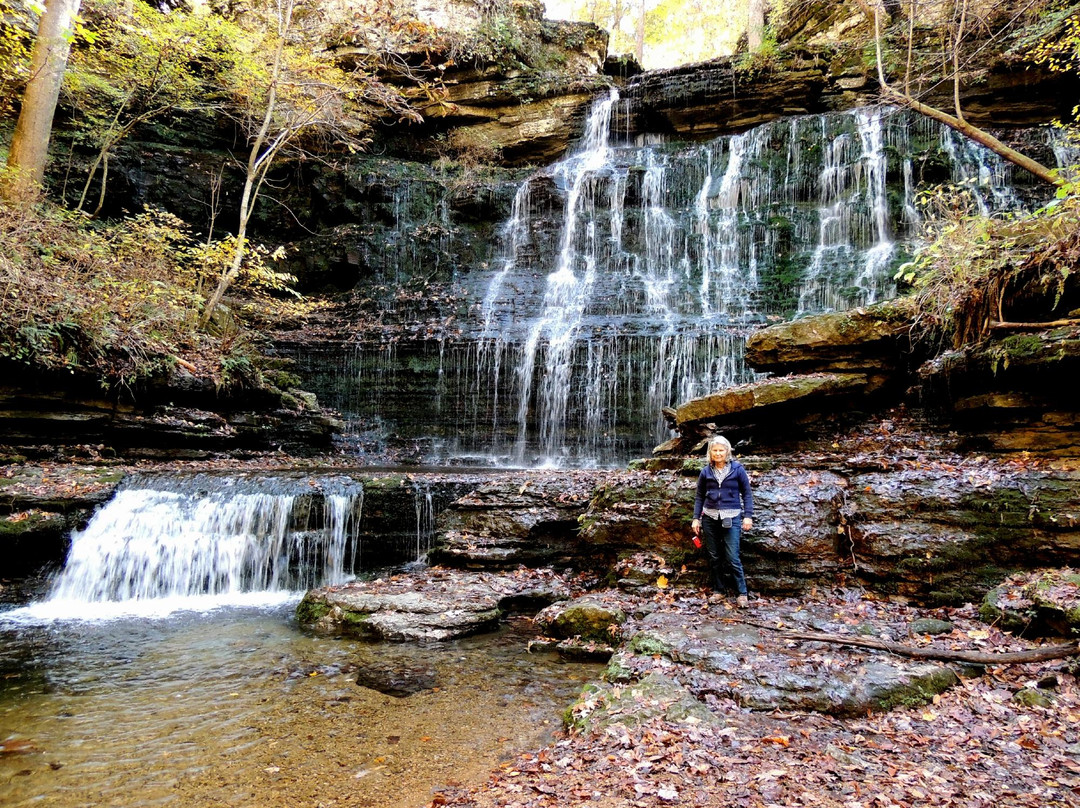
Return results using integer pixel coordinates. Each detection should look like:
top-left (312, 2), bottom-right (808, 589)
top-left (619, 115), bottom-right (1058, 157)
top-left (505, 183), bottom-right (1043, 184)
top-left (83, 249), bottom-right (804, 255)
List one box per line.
top-left (199, 0), bottom-right (294, 329)
top-left (871, 7), bottom-right (1062, 188)
top-left (747, 0), bottom-right (766, 51)
top-left (882, 88), bottom-right (1062, 187)
top-left (3, 0), bottom-right (83, 203)
top-left (635, 0), bottom-right (645, 63)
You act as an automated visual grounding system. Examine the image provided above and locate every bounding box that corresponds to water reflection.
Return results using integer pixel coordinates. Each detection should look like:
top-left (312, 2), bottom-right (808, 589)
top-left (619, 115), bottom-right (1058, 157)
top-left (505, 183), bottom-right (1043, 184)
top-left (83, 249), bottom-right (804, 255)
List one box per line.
top-left (0, 606), bottom-right (598, 807)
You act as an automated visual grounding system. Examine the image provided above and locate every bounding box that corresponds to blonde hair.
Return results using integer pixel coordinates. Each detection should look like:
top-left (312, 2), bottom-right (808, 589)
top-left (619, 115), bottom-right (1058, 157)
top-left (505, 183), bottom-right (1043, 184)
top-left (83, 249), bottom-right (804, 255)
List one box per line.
top-left (706, 435), bottom-right (732, 468)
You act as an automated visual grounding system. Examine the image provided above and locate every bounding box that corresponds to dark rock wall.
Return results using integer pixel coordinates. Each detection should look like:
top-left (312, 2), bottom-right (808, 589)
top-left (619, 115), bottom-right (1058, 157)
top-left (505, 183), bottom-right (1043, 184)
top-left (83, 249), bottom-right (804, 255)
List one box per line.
top-left (429, 460), bottom-right (1080, 605)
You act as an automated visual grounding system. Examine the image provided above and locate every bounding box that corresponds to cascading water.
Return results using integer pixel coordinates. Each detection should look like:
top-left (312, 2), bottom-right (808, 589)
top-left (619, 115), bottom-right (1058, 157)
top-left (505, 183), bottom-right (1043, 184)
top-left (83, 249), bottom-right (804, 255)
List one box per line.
top-left (30, 474), bottom-right (364, 617)
top-left (296, 102), bottom-right (1063, 467)
top-left (512, 89), bottom-right (619, 463)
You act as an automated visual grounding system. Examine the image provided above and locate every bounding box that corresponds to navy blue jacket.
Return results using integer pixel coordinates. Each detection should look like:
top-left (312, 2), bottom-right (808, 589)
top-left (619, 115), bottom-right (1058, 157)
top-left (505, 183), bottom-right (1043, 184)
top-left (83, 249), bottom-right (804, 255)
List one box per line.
top-left (693, 460), bottom-right (754, 520)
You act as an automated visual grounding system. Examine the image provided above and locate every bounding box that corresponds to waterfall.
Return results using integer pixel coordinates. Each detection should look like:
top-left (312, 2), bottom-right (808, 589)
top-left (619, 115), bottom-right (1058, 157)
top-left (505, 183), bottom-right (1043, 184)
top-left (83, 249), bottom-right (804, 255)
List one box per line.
top-left (512, 88), bottom-right (619, 464)
top-left (939, 127), bottom-right (1021, 215)
top-left (298, 103), bottom-right (1058, 468)
top-left (37, 474), bottom-right (364, 616)
top-left (796, 109), bottom-right (896, 313)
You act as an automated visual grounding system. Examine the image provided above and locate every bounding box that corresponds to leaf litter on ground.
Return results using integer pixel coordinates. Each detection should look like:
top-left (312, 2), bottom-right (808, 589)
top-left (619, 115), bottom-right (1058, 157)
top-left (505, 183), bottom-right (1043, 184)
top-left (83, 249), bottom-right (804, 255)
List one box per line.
top-left (433, 588), bottom-right (1080, 808)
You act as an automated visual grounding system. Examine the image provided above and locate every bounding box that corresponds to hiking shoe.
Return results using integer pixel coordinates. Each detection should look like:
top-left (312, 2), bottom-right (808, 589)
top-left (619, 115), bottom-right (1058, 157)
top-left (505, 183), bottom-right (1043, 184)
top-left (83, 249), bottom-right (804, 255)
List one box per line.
top-left (736, 595), bottom-right (749, 608)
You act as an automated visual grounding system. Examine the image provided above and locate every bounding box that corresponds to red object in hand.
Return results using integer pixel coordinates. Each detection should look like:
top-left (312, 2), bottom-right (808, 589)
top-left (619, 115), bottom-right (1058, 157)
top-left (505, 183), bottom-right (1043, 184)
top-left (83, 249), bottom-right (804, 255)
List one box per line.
top-left (692, 536), bottom-right (702, 548)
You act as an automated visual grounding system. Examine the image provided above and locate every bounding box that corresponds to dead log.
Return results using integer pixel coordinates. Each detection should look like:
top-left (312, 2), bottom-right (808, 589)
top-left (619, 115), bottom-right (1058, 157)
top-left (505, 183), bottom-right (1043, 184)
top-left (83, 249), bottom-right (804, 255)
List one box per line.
top-left (741, 620), bottom-right (1080, 665)
top-left (989, 319), bottom-right (1080, 332)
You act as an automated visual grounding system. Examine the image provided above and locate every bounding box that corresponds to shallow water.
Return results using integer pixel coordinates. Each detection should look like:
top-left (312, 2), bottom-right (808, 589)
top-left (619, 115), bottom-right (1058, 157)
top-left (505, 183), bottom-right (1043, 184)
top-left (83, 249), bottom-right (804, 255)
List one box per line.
top-left (0, 604), bottom-right (599, 807)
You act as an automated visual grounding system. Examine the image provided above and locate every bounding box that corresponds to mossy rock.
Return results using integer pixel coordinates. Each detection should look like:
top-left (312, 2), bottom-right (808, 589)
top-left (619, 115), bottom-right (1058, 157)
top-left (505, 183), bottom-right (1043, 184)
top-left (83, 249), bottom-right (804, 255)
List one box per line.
top-left (981, 569), bottom-right (1080, 637)
top-left (626, 631), bottom-right (675, 658)
top-left (296, 595), bottom-right (331, 624)
top-left (537, 598), bottom-right (626, 644)
top-left (908, 618), bottom-right (954, 636)
top-left (869, 665), bottom-right (959, 712)
top-left (564, 673), bottom-right (721, 734)
top-left (1013, 687), bottom-right (1053, 708)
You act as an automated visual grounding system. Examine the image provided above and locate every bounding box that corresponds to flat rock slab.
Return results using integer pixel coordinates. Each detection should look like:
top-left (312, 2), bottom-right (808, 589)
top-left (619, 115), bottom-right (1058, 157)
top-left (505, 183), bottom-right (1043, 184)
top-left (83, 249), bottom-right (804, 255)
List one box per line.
top-left (298, 566), bottom-right (575, 641)
top-left (673, 372), bottom-right (867, 429)
top-left (603, 597), bottom-right (960, 718)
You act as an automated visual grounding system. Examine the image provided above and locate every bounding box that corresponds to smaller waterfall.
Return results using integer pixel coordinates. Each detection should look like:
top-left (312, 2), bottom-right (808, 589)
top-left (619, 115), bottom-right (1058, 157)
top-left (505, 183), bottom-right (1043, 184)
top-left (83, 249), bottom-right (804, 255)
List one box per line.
top-left (940, 127), bottom-right (1021, 215)
top-left (37, 474), bottom-right (364, 617)
top-left (412, 480), bottom-right (435, 562)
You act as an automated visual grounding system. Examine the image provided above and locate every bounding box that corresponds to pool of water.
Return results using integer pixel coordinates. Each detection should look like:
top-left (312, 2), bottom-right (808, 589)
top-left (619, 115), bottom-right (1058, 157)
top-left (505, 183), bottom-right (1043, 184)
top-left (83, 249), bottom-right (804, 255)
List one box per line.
top-left (0, 603), bottom-right (600, 807)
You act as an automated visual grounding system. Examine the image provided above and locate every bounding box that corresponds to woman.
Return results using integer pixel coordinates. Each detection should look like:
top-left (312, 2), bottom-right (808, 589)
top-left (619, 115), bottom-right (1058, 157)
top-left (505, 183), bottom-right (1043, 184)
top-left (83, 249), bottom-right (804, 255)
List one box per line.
top-left (691, 435), bottom-right (753, 607)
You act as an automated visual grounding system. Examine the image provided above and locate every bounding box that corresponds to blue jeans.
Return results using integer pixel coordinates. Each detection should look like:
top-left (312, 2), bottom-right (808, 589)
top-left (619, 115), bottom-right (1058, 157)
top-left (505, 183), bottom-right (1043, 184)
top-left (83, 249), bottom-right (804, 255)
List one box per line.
top-left (701, 514), bottom-right (747, 596)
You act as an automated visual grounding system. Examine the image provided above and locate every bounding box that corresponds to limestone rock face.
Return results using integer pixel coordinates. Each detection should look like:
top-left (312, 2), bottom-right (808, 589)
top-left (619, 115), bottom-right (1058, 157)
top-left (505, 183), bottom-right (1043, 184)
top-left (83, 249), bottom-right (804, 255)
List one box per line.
top-left (0, 363), bottom-right (341, 460)
top-left (428, 472), bottom-right (598, 568)
top-left (573, 456), bottom-right (1080, 603)
top-left (440, 87), bottom-right (608, 165)
top-left (918, 327), bottom-right (1080, 456)
top-left (619, 46), bottom-right (1079, 142)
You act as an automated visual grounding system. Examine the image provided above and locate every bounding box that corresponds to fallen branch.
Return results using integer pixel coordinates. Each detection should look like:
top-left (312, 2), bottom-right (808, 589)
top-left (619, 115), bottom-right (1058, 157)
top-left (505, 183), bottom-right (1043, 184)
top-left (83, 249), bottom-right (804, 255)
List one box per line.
top-left (741, 620), bottom-right (1080, 664)
top-left (989, 319), bottom-right (1080, 332)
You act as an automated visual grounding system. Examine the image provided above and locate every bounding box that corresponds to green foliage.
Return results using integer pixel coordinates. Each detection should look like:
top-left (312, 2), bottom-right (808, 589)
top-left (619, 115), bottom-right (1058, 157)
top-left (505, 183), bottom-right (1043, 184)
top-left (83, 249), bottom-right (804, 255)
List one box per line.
top-left (736, 26), bottom-right (781, 74)
top-left (452, 6), bottom-right (542, 69)
top-left (0, 0), bottom-right (34, 117)
top-left (189, 237), bottom-right (299, 298)
top-left (1026, 4), bottom-right (1080, 74)
top-left (62, 1), bottom-right (249, 210)
top-left (0, 198), bottom-right (292, 390)
top-left (896, 173), bottom-right (1080, 349)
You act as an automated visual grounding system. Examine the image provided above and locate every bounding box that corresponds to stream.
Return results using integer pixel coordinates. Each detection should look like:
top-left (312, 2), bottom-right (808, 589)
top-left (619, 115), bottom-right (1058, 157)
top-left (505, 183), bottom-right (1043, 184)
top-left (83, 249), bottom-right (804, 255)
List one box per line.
top-left (0, 469), bottom-right (602, 807)
top-left (0, 603), bottom-right (599, 807)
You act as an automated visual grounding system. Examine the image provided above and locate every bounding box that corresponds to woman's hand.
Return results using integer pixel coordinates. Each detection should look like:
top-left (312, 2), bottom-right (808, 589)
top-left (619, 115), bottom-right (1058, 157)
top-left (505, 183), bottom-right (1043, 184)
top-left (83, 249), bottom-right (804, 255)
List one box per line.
top-left (691, 518), bottom-right (701, 536)
top-left (742, 517), bottom-right (753, 531)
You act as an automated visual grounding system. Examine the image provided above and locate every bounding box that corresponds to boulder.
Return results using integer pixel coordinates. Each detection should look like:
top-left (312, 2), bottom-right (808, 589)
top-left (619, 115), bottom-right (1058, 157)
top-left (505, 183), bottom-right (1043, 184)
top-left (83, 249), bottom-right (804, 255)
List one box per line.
top-left (979, 568), bottom-right (1080, 637)
top-left (566, 672), bottom-right (723, 734)
top-left (661, 373), bottom-right (870, 451)
top-left (297, 566), bottom-right (574, 641)
top-left (743, 301), bottom-right (916, 382)
top-left (534, 596), bottom-right (627, 644)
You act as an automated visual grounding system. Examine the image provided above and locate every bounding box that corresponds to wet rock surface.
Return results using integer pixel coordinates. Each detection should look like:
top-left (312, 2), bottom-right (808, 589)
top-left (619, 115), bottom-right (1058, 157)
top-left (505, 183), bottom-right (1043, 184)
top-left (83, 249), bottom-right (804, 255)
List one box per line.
top-left (606, 595), bottom-right (960, 717)
top-left (298, 566), bottom-right (580, 641)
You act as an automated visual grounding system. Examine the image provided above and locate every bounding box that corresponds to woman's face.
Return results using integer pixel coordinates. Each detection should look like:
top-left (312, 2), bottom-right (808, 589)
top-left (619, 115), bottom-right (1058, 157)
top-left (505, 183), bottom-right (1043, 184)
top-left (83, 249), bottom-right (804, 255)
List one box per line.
top-left (709, 443), bottom-right (729, 464)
